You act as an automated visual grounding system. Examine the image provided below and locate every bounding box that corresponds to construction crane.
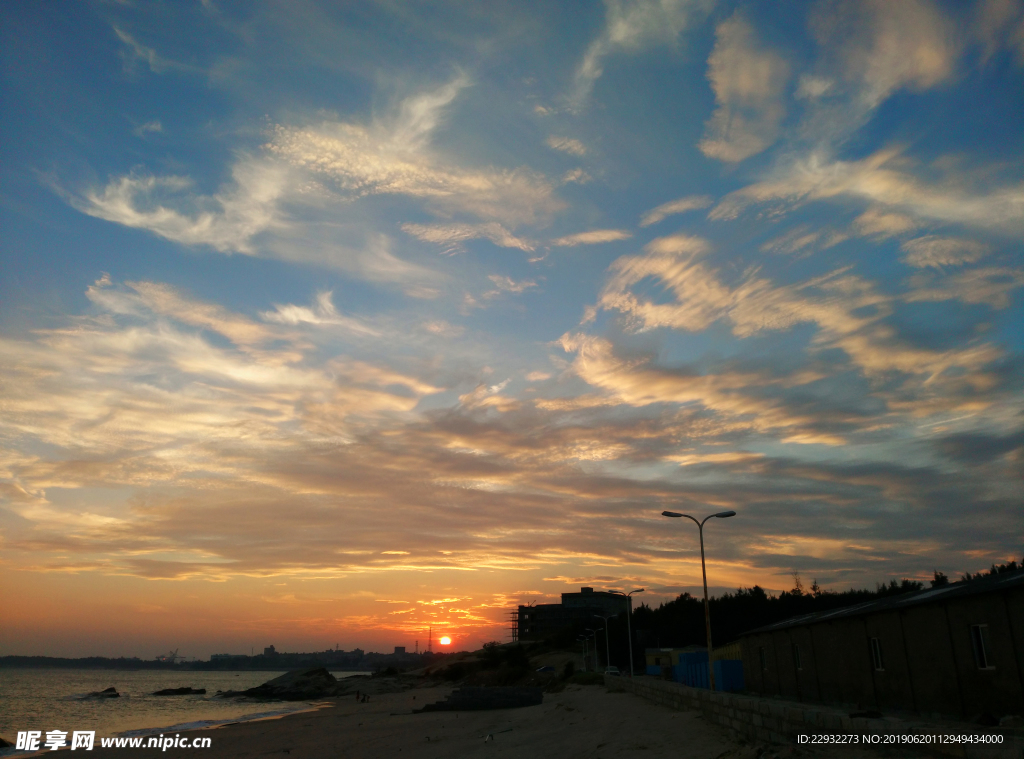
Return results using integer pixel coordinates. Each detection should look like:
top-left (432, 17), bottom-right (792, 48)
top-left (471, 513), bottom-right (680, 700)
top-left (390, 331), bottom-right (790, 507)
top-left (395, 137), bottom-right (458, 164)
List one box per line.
top-left (155, 649), bottom-right (182, 663)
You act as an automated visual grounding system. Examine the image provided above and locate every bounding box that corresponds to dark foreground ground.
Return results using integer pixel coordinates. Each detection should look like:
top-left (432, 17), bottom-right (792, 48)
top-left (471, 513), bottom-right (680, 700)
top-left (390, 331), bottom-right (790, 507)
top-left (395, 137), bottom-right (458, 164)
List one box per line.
top-left (78, 683), bottom-right (903, 759)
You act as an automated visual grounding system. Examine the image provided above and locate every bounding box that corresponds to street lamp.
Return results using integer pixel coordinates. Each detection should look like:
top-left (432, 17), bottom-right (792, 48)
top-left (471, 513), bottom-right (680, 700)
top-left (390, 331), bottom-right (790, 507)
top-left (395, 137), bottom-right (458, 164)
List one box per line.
top-left (609, 588), bottom-right (644, 678)
top-left (662, 509), bottom-right (736, 691)
top-left (576, 634), bottom-right (588, 672)
top-left (594, 615), bottom-right (614, 671)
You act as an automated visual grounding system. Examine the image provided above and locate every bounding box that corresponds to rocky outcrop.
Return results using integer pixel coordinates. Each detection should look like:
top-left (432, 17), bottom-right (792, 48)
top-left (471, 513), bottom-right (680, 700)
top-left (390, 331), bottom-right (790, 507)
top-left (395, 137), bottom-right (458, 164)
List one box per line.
top-left (85, 687), bottom-right (119, 699)
top-left (153, 687), bottom-right (207, 696)
top-left (416, 686), bottom-right (543, 712)
top-left (219, 668), bottom-right (340, 701)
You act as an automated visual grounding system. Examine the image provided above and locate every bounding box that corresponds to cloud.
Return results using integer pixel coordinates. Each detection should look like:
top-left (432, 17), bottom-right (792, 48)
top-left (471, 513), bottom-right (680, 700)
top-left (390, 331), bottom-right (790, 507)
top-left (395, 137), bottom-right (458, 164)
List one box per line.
top-left (112, 26), bottom-right (199, 75)
top-left (710, 147), bottom-right (1024, 236)
top-left (2, 277), bottom-right (1020, 621)
top-left (905, 267), bottom-right (1024, 308)
top-left (67, 78), bottom-right (562, 268)
top-left (260, 291), bottom-right (381, 336)
top-left (759, 225), bottom-right (822, 256)
top-left (485, 275), bottom-right (538, 295)
top-left (810, 0), bottom-right (959, 111)
top-left (400, 222), bottom-right (534, 254)
top-left (133, 120), bottom-right (163, 137)
top-left (790, 0), bottom-right (960, 149)
top-left (900, 236), bottom-right (990, 268)
top-left (699, 13), bottom-right (791, 163)
top-left (639, 195), bottom-right (713, 226)
top-left (852, 206), bottom-right (919, 239)
top-left (974, 0), bottom-right (1024, 65)
top-left (546, 136), bottom-right (587, 156)
top-left (573, 0), bottom-right (708, 105)
top-left (72, 159), bottom-right (290, 254)
top-left (551, 229), bottom-right (632, 247)
top-left (561, 168), bottom-right (592, 185)
top-left (595, 232), bottom-right (1013, 385)
top-left (265, 78), bottom-right (562, 226)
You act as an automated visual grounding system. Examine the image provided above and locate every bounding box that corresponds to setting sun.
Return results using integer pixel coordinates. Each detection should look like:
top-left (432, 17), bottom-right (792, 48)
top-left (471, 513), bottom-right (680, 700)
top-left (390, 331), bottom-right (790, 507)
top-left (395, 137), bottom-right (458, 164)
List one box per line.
top-left (439, 636), bottom-right (451, 646)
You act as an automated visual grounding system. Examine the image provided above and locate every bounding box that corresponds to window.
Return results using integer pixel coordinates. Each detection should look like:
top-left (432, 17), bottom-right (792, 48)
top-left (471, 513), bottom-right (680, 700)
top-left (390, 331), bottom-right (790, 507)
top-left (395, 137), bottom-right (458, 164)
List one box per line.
top-left (759, 647), bottom-right (767, 671)
top-left (792, 643), bottom-right (802, 670)
top-left (870, 637), bottom-right (884, 671)
top-left (970, 625), bottom-right (995, 670)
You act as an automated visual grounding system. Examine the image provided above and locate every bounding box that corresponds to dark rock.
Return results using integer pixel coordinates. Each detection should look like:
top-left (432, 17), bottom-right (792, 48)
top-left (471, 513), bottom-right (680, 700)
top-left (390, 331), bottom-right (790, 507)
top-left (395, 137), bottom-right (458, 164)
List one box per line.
top-left (0, 735), bottom-right (13, 748)
top-left (86, 687), bottom-right (120, 699)
top-left (416, 686), bottom-right (543, 712)
top-left (221, 668), bottom-right (339, 701)
top-left (153, 687), bottom-right (207, 696)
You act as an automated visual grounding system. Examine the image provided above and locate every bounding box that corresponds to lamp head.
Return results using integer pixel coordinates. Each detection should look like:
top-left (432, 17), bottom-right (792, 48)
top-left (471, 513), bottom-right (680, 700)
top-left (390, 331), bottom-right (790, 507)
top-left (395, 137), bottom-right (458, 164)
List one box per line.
top-left (714, 510), bottom-right (737, 518)
top-left (662, 511), bottom-right (682, 518)
top-left (631, 588), bottom-right (645, 594)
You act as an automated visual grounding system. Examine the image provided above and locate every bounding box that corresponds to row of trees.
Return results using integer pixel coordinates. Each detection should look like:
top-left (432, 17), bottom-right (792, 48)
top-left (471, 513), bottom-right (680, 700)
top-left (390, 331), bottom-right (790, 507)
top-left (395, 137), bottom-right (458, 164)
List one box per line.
top-left (633, 556), bottom-right (1023, 652)
top-left (539, 557), bottom-right (1021, 672)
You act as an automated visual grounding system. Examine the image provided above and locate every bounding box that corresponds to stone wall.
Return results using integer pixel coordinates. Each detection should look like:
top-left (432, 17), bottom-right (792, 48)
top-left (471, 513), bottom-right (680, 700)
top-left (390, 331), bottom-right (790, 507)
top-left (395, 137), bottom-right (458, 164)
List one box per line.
top-left (604, 675), bottom-right (1024, 759)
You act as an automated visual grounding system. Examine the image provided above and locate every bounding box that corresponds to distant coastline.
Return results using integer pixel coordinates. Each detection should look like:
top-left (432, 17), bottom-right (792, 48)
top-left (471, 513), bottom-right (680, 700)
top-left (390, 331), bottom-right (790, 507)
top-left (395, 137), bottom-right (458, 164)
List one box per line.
top-left (0, 649), bottom-right (437, 672)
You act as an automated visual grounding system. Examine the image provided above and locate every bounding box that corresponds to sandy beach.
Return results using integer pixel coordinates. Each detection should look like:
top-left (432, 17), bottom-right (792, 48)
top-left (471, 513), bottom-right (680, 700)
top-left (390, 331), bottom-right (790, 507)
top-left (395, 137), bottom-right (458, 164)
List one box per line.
top-left (78, 681), bottom-right (887, 759)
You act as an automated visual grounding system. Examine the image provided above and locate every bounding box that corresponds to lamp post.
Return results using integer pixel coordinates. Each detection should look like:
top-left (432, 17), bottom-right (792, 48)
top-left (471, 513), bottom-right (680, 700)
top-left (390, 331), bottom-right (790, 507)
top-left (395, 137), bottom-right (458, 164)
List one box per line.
top-left (594, 615), bottom-right (614, 671)
top-left (661, 509), bottom-right (736, 691)
top-left (609, 588), bottom-right (644, 677)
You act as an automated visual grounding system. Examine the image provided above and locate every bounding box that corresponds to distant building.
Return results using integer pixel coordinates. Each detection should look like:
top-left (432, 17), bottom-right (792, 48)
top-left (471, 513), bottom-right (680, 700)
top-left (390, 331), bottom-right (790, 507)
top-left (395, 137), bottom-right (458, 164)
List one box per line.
top-left (394, 646), bottom-right (406, 654)
top-left (210, 653), bottom-right (248, 661)
top-left (263, 645), bottom-right (277, 656)
top-left (739, 570), bottom-right (1024, 718)
top-left (515, 587), bottom-right (631, 641)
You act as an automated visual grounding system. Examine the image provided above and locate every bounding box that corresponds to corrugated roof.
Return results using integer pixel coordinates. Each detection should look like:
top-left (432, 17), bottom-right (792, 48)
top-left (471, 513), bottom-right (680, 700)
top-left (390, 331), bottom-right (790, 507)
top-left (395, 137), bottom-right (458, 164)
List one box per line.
top-left (739, 569), bottom-right (1024, 636)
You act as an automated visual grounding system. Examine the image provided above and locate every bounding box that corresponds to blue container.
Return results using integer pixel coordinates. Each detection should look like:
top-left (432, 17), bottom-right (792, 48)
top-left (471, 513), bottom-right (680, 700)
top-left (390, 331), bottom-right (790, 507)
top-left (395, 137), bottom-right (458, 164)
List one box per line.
top-left (713, 659), bottom-right (745, 692)
top-left (671, 653), bottom-right (744, 691)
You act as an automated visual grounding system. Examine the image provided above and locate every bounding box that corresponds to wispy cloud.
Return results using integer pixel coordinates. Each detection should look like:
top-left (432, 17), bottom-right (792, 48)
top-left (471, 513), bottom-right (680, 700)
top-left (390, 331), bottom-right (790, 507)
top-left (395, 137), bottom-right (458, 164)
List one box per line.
top-left (112, 26), bottom-right (200, 75)
top-left (400, 222), bottom-right (534, 254)
top-left (699, 12), bottom-right (790, 163)
top-left (710, 147), bottom-right (1024, 236)
top-left (71, 159), bottom-right (289, 254)
top-left (573, 0), bottom-right (708, 106)
top-left (261, 291), bottom-right (381, 336)
top-left (900, 236), bottom-right (990, 268)
top-left (265, 78), bottom-right (561, 226)
top-left (546, 136), bottom-right (587, 156)
top-left (551, 229), bottom-right (632, 247)
top-left (639, 195), bottom-right (712, 227)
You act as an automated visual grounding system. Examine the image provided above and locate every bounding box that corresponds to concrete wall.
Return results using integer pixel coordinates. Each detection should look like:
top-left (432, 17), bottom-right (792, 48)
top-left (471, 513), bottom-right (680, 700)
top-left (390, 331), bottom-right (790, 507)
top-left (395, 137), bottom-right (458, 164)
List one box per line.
top-left (605, 674), bottom-right (1024, 759)
top-left (739, 586), bottom-right (1024, 719)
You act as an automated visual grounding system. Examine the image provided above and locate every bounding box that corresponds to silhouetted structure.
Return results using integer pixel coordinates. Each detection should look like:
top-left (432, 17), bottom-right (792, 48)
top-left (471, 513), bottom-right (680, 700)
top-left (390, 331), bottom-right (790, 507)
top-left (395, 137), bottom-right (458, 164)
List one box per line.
top-left (516, 587), bottom-right (627, 641)
top-left (739, 569), bottom-right (1024, 719)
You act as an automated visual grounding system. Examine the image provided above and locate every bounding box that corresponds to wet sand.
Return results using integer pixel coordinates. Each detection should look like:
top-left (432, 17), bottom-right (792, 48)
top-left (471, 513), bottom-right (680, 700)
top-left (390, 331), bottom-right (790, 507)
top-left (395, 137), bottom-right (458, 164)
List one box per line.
top-left (82, 683), bottom-right (888, 759)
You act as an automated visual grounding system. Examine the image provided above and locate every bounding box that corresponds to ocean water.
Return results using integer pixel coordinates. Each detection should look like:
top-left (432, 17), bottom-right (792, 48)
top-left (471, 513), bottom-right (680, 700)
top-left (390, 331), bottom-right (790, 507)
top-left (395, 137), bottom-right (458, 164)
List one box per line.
top-left (0, 669), bottom-right (369, 745)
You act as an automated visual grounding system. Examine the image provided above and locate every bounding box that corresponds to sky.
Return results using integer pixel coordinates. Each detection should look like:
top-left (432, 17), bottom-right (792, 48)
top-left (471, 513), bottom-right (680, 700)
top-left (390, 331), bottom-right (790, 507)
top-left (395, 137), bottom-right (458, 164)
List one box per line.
top-left (1, 0), bottom-right (1022, 659)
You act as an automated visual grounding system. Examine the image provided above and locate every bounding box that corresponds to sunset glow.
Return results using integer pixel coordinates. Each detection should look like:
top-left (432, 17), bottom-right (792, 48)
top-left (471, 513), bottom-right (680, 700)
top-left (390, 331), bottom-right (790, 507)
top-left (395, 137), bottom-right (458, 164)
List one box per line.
top-left (0, 1), bottom-right (1021, 660)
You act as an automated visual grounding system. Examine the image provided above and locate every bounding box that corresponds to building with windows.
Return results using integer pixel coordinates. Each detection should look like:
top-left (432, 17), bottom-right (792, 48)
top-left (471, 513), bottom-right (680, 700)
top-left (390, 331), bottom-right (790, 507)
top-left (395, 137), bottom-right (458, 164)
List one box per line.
top-left (738, 570), bottom-right (1024, 719)
top-left (515, 587), bottom-right (630, 641)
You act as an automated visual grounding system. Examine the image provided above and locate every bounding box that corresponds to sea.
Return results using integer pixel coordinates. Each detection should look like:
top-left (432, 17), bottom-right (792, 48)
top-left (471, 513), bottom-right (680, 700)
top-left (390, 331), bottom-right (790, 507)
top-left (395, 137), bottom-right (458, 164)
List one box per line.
top-left (0, 669), bottom-right (370, 749)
